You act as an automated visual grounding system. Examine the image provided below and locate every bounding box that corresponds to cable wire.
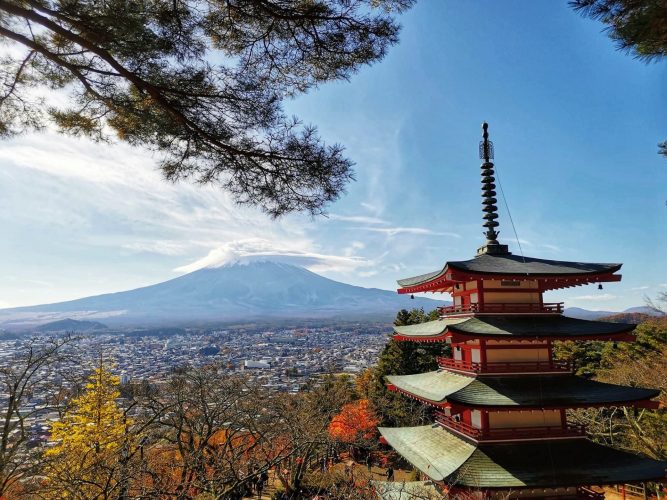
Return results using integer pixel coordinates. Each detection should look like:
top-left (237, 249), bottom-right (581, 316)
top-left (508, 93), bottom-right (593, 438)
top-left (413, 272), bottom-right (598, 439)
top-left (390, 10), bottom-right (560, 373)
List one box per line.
top-left (494, 161), bottom-right (525, 262)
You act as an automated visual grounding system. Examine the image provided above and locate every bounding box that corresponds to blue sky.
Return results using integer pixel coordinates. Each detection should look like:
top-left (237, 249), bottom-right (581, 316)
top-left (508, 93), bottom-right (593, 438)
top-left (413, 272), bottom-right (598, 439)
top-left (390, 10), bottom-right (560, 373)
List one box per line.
top-left (1, 1), bottom-right (665, 311)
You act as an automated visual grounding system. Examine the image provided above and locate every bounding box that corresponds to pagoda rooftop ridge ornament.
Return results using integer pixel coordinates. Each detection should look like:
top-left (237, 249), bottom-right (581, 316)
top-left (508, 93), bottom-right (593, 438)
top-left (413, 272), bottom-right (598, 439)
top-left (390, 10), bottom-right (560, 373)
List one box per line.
top-left (477, 122), bottom-right (510, 256)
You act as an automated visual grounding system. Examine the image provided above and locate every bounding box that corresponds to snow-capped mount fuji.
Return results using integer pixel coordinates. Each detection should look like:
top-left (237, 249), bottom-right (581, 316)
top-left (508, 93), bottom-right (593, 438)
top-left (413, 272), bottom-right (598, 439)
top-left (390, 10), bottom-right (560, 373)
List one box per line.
top-left (0, 261), bottom-right (447, 329)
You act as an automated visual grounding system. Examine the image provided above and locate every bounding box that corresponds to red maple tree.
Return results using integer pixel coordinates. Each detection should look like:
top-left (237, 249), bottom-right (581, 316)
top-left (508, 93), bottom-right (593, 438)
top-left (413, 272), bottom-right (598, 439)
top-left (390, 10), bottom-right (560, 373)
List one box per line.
top-left (328, 399), bottom-right (379, 444)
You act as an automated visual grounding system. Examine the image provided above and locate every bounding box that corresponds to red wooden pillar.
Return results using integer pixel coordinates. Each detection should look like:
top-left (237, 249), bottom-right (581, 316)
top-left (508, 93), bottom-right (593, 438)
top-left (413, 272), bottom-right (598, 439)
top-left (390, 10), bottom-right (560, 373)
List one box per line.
top-left (480, 339), bottom-right (487, 369)
top-left (477, 279), bottom-right (485, 311)
top-left (538, 280), bottom-right (544, 309)
top-left (481, 410), bottom-right (490, 436)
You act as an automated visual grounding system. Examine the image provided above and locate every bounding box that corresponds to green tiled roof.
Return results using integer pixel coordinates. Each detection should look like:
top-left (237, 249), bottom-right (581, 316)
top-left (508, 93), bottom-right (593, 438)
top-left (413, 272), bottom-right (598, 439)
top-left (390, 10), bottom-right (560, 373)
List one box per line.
top-left (397, 269), bottom-right (446, 288)
top-left (372, 480), bottom-right (442, 500)
top-left (449, 316), bottom-right (634, 337)
top-left (392, 316), bottom-right (635, 339)
top-left (380, 426), bottom-right (667, 487)
top-left (461, 440), bottom-right (666, 488)
top-left (397, 254), bottom-right (621, 287)
top-left (379, 425), bottom-right (476, 482)
top-left (387, 371), bottom-right (659, 407)
top-left (386, 370), bottom-right (472, 402)
top-left (393, 318), bottom-right (467, 337)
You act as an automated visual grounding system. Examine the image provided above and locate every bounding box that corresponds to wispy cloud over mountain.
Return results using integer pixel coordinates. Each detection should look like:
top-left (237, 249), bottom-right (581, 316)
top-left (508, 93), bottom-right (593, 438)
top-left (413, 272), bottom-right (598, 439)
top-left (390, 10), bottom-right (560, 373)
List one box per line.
top-left (174, 238), bottom-right (373, 274)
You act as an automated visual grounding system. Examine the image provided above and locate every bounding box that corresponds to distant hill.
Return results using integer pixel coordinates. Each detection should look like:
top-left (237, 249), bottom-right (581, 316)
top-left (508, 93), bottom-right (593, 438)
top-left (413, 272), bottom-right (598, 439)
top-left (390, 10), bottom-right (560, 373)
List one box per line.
top-left (564, 306), bottom-right (664, 321)
top-left (35, 318), bottom-right (108, 332)
top-left (622, 306), bottom-right (664, 316)
top-left (564, 307), bottom-right (616, 320)
top-left (596, 312), bottom-right (657, 324)
top-left (0, 262), bottom-right (447, 329)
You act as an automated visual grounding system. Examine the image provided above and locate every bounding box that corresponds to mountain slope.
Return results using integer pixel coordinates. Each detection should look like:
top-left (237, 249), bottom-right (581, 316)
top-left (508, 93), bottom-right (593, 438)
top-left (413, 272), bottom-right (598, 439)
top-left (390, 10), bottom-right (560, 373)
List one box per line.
top-left (35, 318), bottom-right (108, 332)
top-left (0, 262), bottom-right (446, 329)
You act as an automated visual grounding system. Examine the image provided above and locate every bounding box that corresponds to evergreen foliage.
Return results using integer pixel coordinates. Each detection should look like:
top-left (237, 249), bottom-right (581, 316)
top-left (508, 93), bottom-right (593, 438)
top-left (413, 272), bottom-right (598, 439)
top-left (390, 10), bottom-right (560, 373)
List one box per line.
top-left (369, 308), bottom-right (448, 426)
top-left (571, 0), bottom-right (667, 158)
top-left (571, 0), bottom-right (667, 61)
top-left (394, 307), bottom-right (440, 326)
top-left (0, 0), bottom-right (413, 216)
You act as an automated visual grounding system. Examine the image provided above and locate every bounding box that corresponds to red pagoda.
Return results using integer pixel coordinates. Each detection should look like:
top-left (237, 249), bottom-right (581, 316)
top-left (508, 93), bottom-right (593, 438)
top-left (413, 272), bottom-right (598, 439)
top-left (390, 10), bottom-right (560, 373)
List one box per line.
top-left (378, 123), bottom-right (666, 498)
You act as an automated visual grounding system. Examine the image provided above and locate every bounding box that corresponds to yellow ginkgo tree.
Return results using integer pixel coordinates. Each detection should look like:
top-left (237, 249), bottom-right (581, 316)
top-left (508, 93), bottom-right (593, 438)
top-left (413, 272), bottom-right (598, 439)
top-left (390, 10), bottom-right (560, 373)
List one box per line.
top-left (44, 357), bottom-right (133, 498)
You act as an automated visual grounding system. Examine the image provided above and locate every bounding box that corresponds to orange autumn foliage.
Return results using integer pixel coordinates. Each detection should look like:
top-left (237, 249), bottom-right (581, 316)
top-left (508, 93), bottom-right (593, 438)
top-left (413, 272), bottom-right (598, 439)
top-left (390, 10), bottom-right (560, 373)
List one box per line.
top-left (328, 399), bottom-right (379, 443)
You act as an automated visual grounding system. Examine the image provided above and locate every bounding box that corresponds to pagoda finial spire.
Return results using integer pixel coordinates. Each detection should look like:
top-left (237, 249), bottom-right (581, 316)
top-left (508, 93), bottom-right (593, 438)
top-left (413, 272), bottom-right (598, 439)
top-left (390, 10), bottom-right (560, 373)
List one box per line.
top-left (477, 122), bottom-right (510, 256)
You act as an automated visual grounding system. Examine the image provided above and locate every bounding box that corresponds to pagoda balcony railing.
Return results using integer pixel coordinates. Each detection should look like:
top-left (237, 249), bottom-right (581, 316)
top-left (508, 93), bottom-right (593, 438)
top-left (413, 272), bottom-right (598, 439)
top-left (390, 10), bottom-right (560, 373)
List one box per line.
top-left (435, 413), bottom-right (586, 442)
top-left (435, 413), bottom-right (483, 439)
top-left (439, 302), bottom-right (564, 315)
top-left (437, 357), bottom-right (573, 374)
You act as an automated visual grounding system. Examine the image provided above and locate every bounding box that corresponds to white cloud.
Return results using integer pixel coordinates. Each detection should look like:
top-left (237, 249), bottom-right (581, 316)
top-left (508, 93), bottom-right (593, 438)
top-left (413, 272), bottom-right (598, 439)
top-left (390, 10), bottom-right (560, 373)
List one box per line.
top-left (357, 227), bottom-right (461, 238)
top-left (540, 243), bottom-right (561, 252)
top-left (570, 293), bottom-right (617, 301)
top-left (343, 241), bottom-right (365, 257)
top-left (660, 284), bottom-right (667, 288)
top-left (0, 132), bottom-right (322, 305)
top-left (174, 238), bottom-right (373, 274)
top-left (25, 279), bottom-right (54, 288)
top-left (500, 238), bottom-right (560, 253)
top-left (327, 214), bottom-right (388, 225)
top-left (630, 286), bottom-right (650, 291)
top-left (0, 132), bottom-right (313, 252)
top-left (360, 201), bottom-right (382, 215)
top-left (122, 241), bottom-right (192, 256)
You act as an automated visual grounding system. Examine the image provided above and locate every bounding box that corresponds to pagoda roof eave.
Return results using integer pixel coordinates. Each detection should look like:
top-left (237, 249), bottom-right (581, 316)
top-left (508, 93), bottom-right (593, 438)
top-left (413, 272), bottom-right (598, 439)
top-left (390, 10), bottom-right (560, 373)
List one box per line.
top-left (379, 425), bottom-right (667, 487)
top-left (392, 332), bottom-right (636, 343)
top-left (392, 316), bottom-right (637, 342)
top-left (378, 425), bottom-right (475, 482)
top-left (386, 371), bottom-right (660, 408)
top-left (396, 255), bottom-right (623, 294)
top-left (393, 318), bottom-right (467, 337)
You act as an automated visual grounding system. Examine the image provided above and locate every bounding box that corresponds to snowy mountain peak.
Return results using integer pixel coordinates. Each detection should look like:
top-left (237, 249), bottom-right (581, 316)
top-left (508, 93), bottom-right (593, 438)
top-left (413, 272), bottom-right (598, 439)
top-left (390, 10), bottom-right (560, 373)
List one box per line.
top-left (0, 261), bottom-right (446, 329)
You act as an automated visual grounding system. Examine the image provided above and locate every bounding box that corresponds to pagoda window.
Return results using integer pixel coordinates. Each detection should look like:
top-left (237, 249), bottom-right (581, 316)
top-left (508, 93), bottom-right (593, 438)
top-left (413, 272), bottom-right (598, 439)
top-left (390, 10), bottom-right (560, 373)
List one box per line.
top-left (485, 279), bottom-right (539, 289)
top-left (488, 410), bottom-right (561, 429)
top-left (482, 291), bottom-right (541, 304)
top-left (485, 347), bottom-right (550, 363)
